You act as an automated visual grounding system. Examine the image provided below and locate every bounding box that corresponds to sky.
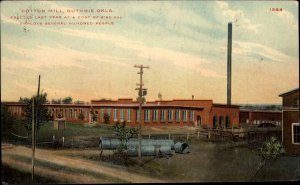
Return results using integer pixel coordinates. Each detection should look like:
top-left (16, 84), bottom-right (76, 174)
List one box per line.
top-left (1, 0), bottom-right (299, 104)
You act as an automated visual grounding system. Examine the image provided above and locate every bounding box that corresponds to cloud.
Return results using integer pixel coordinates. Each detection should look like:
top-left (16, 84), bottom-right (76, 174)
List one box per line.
top-left (233, 40), bottom-right (298, 63)
top-left (277, 9), bottom-right (298, 31)
top-left (39, 28), bottom-right (222, 78)
top-left (126, 1), bottom-right (214, 30)
top-left (2, 43), bottom-right (131, 71)
top-left (215, 1), bottom-right (262, 34)
top-left (58, 28), bottom-right (144, 50)
top-left (130, 45), bottom-right (223, 78)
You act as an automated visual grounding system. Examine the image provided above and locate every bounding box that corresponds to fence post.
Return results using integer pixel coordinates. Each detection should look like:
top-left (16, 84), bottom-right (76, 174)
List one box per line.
top-left (52, 135), bottom-right (55, 145)
top-left (220, 130), bottom-right (223, 140)
top-left (72, 137), bottom-right (74, 148)
top-left (149, 134), bottom-right (151, 139)
top-left (197, 131), bottom-right (200, 140)
top-left (62, 137), bottom-right (64, 147)
top-left (168, 133), bottom-right (171, 140)
top-left (186, 132), bottom-right (189, 141)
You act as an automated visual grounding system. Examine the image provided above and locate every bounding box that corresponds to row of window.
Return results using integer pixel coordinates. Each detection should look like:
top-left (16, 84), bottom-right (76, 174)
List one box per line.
top-left (292, 123), bottom-right (300, 144)
top-left (136, 109), bottom-right (194, 122)
top-left (110, 108), bottom-right (194, 122)
top-left (49, 108), bottom-right (88, 120)
top-left (48, 107), bottom-right (195, 122)
top-left (212, 115), bottom-right (231, 128)
top-left (9, 106), bottom-right (22, 115)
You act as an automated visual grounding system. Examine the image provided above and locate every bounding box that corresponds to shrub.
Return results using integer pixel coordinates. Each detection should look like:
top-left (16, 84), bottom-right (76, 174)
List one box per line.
top-left (103, 113), bottom-right (110, 124)
top-left (100, 149), bottom-right (136, 166)
top-left (78, 112), bottom-right (85, 121)
top-left (251, 136), bottom-right (285, 180)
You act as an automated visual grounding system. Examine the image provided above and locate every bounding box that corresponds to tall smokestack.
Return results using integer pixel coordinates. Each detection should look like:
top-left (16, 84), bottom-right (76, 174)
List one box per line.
top-left (227, 22), bottom-right (232, 105)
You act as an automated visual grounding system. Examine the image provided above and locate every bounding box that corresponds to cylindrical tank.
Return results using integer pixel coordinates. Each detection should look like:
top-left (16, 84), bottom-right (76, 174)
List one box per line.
top-left (99, 137), bottom-right (122, 149)
top-left (156, 145), bottom-right (172, 155)
top-left (99, 137), bottom-right (175, 152)
top-left (127, 145), bottom-right (172, 156)
top-left (174, 142), bottom-right (190, 154)
top-left (127, 145), bottom-right (156, 156)
top-left (126, 139), bottom-right (174, 149)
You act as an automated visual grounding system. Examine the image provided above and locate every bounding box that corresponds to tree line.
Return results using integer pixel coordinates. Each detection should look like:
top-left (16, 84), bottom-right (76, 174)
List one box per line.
top-left (239, 104), bottom-right (282, 111)
top-left (20, 96), bottom-right (85, 105)
top-left (1, 93), bottom-right (112, 134)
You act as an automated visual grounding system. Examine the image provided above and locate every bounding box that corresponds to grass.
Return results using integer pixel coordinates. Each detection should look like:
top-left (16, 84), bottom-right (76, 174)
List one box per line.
top-left (2, 119), bottom-right (198, 145)
top-left (3, 120), bottom-right (299, 182)
top-left (2, 119), bottom-right (116, 143)
top-left (1, 164), bottom-right (58, 184)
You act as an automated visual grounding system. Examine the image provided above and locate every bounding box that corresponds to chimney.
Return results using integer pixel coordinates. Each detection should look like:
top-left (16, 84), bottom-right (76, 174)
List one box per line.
top-left (227, 22), bottom-right (232, 105)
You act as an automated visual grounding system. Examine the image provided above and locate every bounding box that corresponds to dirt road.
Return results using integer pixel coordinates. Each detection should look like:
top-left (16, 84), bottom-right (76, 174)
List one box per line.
top-left (2, 143), bottom-right (164, 183)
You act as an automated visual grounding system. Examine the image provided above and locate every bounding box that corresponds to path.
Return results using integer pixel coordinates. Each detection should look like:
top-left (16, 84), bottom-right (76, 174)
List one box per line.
top-left (2, 143), bottom-right (164, 183)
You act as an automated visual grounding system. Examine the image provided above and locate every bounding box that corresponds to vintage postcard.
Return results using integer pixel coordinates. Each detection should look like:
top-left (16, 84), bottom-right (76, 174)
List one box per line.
top-left (1, 0), bottom-right (299, 184)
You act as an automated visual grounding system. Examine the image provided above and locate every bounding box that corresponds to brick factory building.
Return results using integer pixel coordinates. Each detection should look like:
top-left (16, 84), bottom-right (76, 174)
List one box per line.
top-left (4, 99), bottom-right (240, 129)
top-left (279, 88), bottom-right (300, 155)
top-left (239, 110), bottom-right (282, 126)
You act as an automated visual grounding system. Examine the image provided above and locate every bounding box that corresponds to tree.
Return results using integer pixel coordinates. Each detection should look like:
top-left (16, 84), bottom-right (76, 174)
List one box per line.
top-left (74, 100), bottom-right (84, 105)
top-left (103, 113), bottom-right (110, 124)
top-left (251, 137), bottom-right (285, 180)
top-left (158, 92), bottom-right (162, 101)
top-left (22, 92), bottom-right (52, 133)
top-left (51, 98), bottom-right (61, 104)
top-left (19, 97), bottom-right (30, 103)
top-left (114, 121), bottom-right (138, 149)
top-left (62, 97), bottom-right (73, 104)
top-left (90, 108), bottom-right (98, 123)
top-left (1, 104), bottom-right (15, 134)
top-left (78, 112), bottom-right (85, 120)
top-left (100, 121), bottom-right (137, 166)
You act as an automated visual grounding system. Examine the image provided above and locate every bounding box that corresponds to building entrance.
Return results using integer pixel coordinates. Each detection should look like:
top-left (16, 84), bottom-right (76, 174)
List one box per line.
top-left (197, 116), bottom-right (202, 127)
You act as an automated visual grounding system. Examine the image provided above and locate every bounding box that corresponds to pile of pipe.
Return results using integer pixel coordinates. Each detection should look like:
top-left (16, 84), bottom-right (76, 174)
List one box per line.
top-left (174, 142), bottom-right (190, 154)
top-left (99, 137), bottom-right (189, 156)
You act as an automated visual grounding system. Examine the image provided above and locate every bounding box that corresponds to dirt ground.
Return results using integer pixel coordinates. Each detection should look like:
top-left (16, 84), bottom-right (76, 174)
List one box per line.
top-left (2, 137), bottom-right (300, 183)
top-left (1, 144), bottom-right (164, 183)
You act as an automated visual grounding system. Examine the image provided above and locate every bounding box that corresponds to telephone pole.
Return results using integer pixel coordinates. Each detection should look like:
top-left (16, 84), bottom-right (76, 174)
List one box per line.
top-left (32, 74), bottom-right (40, 181)
top-left (134, 64), bottom-right (149, 165)
top-left (31, 98), bottom-right (35, 181)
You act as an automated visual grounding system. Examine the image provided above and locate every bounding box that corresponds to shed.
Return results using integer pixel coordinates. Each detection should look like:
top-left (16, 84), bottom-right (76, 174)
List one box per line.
top-left (53, 118), bottom-right (66, 130)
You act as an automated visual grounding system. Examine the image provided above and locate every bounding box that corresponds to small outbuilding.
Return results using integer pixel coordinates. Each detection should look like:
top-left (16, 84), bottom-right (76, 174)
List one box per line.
top-left (279, 88), bottom-right (299, 155)
top-left (53, 118), bottom-right (66, 130)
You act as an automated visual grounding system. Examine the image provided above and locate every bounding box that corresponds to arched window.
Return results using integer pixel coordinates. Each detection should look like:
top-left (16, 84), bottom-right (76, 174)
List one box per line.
top-left (136, 109), bottom-right (140, 121)
top-left (168, 110), bottom-right (173, 122)
top-left (183, 110), bottom-right (188, 121)
top-left (65, 109), bottom-right (68, 119)
top-left (160, 109), bottom-right (166, 122)
top-left (175, 109), bottom-right (181, 122)
top-left (127, 109), bottom-right (131, 121)
top-left (225, 116), bottom-right (231, 128)
top-left (74, 109), bottom-right (77, 119)
top-left (196, 116), bottom-right (201, 126)
top-left (219, 116), bottom-right (224, 128)
top-left (213, 116), bottom-right (218, 128)
top-left (153, 110), bottom-right (158, 121)
top-left (113, 109), bottom-right (117, 120)
top-left (120, 109), bottom-right (124, 120)
top-left (70, 109), bottom-right (73, 119)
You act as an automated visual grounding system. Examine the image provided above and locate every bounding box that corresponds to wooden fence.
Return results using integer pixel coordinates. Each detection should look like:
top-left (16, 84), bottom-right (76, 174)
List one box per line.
top-left (8, 128), bottom-right (282, 149)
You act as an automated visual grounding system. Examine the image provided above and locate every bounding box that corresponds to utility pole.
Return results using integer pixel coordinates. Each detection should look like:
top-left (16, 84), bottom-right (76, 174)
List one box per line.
top-left (36, 75), bottom-right (40, 144)
top-left (134, 64), bottom-right (149, 165)
top-left (31, 98), bottom-right (35, 181)
top-left (32, 74), bottom-right (40, 181)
